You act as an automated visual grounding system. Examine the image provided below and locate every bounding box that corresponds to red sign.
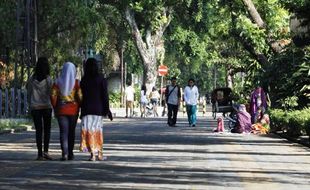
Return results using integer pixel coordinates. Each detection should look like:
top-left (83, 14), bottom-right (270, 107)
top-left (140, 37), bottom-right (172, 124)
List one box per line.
top-left (158, 65), bottom-right (168, 76)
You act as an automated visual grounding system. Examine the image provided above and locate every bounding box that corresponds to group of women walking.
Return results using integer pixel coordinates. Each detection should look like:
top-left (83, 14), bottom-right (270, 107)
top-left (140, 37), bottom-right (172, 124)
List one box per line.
top-left (27, 57), bottom-right (112, 161)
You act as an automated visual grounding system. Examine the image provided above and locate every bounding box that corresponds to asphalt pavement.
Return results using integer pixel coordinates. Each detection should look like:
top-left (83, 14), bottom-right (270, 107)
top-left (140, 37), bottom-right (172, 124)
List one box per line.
top-left (0, 109), bottom-right (310, 190)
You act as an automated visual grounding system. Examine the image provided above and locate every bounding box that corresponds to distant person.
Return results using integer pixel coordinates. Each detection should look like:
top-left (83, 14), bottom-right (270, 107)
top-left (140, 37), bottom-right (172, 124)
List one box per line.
top-left (27, 57), bottom-right (53, 161)
top-left (80, 58), bottom-right (112, 161)
top-left (165, 77), bottom-right (181, 127)
top-left (149, 87), bottom-right (160, 117)
top-left (125, 81), bottom-right (135, 118)
top-left (250, 87), bottom-right (267, 123)
top-left (140, 85), bottom-right (148, 117)
top-left (51, 62), bottom-right (82, 161)
top-left (183, 78), bottom-right (199, 127)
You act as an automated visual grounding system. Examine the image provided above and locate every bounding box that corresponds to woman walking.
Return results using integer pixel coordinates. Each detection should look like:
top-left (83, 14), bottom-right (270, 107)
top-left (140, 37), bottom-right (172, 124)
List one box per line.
top-left (183, 78), bottom-right (199, 127)
top-left (140, 85), bottom-right (148, 117)
top-left (27, 57), bottom-right (53, 160)
top-left (80, 58), bottom-right (112, 161)
top-left (51, 62), bottom-right (82, 161)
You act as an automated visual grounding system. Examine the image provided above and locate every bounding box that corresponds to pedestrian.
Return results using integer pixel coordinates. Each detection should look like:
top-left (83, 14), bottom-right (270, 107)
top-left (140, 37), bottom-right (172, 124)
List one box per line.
top-left (140, 85), bottom-right (148, 117)
top-left (125, 81), bottom-right (135, 118)
top-left (51, 62), bottom-right (82, 161)
top-left (165, 77), bottom-right (181, 127)
top-left (149, 87), bottom-right (160, 117)
top-left (250, 86), bottom-right (267, 124)
top-left (27, 57), bottom-right (53, 161)
top-left (183, 78), bottom-right (199, 127)
top-left (231, 104), bottom-right (252, 133)
top-left (79, 58), bottom-right (112, 161)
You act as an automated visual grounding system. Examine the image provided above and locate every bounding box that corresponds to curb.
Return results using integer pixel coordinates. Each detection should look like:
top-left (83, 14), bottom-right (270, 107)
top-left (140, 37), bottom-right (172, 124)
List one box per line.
top-left (274, 132), bottom-right (310, 148)
top-left (0, 126), bottom-right (30, 135)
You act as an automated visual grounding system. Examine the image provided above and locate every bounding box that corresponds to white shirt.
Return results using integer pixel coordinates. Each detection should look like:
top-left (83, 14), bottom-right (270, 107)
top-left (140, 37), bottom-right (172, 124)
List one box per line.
top-left (125, 86), bottom-right (135, 101)
top-left (183, 85), bottom-right (199, 105)
top-left (140, 90), bottom-right (148, 103)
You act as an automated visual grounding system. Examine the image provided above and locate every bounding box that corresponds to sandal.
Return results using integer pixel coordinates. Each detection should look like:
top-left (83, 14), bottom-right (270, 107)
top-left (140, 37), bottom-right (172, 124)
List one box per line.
top-left (97, 151), bottom-right (103, 161)
top-left (88, 153), bottom-right (96, 161)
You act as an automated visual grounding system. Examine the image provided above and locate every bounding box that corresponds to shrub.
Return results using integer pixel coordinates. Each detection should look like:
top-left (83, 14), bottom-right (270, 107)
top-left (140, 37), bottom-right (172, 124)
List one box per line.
top-left (269, 108), bottom-right (310, 139)
top-left (0, 118), bottom-right (32, 131)
top-left (109, 92), bottom-right (121, 108)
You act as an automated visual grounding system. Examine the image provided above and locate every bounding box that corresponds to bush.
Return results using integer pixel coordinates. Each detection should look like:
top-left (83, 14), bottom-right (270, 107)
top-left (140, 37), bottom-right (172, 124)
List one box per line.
top-left (109, 92), bottom-right (121, 108)
top-left (269, 108), bottom-right (310, 138)
top-left (269, 109), bottom-right (287, 132)
top-left (0, 118), bottom-right (32, 131)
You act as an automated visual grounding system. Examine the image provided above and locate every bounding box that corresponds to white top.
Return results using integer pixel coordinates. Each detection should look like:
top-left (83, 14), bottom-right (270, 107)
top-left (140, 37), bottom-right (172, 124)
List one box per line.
top-left (140, 90), bottom-right (148, 103)
top-left (149, 91), bottom-right (160, 99)
top-left (183, 85), bottom-right (199, 105)
top-left (125, 86), bottom-right (135, 101)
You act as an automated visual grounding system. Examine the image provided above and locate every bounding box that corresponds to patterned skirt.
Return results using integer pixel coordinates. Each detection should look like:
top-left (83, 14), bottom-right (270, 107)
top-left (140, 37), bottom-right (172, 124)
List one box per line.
top-left (80, 115), bottom-right (104, 153)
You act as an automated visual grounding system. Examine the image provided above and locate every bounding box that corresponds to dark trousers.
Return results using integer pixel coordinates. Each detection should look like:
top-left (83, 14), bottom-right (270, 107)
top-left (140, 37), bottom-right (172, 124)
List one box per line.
top-left (31, 109), bottom-right (52, 157)
top-left (57, 115), bottom-right (78, 157)
top-left (167, 103), bottom-right (178, 126)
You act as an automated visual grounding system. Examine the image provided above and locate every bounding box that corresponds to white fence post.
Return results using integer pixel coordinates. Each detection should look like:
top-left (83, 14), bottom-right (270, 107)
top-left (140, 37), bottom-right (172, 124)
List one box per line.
top-left (11, 88), bottom-right (15, 117)
top-left (5, 88), bottom-right (9, 117)
top-left (0, 90), bottom-right (2, 118)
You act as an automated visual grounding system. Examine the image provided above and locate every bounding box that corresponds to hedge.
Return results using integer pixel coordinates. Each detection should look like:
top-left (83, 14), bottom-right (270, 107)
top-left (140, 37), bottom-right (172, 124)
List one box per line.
top-left (269, 108), bottom-right (310, 138)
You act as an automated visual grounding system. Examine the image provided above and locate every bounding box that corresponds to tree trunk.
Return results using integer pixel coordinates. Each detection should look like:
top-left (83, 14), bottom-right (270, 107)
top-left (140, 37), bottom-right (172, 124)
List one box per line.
top-left (125, 7), bottom-right (171, 94)
top-left (241, 0), bottom-right (286, 53)
top-left (226, 67), bottom-right (234, 89)
top-left (241, 0), bottom-right (265, 28)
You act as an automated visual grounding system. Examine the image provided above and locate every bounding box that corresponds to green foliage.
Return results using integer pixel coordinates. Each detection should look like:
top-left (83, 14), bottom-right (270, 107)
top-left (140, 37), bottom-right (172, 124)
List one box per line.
top-left (279, 96), bottom-right (299, 110)
top-left (109, 92), bottom-right (121, 108)
top-left (266, 45), bottom-right (310, 108)
top-left (269, 108), bottom-right (310, 137)
top-left (236, 15), bottom-right (268, 54)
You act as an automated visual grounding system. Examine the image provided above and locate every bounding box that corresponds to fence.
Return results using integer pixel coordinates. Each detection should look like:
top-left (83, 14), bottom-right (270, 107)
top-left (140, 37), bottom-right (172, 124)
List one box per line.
top-left (0, 88), bottom-right (28, 118)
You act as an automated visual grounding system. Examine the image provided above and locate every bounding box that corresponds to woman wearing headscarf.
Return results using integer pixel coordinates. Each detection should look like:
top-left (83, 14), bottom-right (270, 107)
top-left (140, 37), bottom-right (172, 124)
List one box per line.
top-left (51, 62), bottom-right (82, 161)
top-left (27, 57), bottom-right (53, 160)
top-left (79, 58), bottom-right (112, 161)
top-left (231, 104), bottom-right (252, 133)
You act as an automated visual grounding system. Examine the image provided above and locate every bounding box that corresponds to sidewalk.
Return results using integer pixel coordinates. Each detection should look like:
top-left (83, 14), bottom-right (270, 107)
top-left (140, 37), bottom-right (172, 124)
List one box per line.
top-left (1, 115), bottom-right (310, 190)
top-left (110, 106), bottom-right (213, 118)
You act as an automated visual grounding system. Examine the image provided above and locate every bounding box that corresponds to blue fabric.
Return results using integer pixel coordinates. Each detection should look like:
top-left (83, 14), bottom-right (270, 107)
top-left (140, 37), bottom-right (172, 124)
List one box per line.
top-left (186, 105), bottom-right (197, 125)
top-left (57, 115), bottom-right (78, 156)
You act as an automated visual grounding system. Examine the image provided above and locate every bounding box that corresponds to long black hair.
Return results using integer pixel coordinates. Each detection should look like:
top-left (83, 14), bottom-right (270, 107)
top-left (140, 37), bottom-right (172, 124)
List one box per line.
top-left (83, 58), bottom-right (99, 79)
top-left (34, 57), bottom-right (50, 82)
top-left (141, 85), bottom-right (146, 95)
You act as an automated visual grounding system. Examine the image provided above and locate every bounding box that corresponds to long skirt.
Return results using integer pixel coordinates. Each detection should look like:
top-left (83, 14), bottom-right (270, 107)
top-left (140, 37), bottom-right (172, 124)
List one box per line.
top-left (80, 115), bottom-right (103, 154)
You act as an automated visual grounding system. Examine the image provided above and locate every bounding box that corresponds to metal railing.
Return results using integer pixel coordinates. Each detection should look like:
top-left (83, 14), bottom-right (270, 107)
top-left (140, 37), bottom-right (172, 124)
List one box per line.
top-left (0, 88), bottom-right (28, 118)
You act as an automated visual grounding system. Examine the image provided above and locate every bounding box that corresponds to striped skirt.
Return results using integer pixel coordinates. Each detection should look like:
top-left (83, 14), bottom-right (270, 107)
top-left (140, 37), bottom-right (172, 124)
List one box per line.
top-left (80, 115), bottom-right (104, 153)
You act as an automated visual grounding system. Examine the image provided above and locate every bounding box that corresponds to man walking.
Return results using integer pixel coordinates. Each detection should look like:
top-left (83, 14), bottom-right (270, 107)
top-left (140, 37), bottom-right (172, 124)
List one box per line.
top-left (165, 77), bottom-right (181, 127)
top-left (184, 78), bottom-right (199, 127)
top-left (125, 81), bottom-right (135, 118)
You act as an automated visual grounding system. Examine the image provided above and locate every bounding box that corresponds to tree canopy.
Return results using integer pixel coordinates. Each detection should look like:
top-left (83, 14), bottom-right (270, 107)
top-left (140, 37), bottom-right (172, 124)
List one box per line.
top-left (0, 0), bottom-right (309, 108)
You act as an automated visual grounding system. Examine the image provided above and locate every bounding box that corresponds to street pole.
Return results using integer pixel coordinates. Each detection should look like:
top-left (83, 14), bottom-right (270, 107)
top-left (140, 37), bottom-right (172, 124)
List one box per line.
top-left (160, 75), bottom-right (163, 107)
top-left (120, 47), bottom-right (124, 107)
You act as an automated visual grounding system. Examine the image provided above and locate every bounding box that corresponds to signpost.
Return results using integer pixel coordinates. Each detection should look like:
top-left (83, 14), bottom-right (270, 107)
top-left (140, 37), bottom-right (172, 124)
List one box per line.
top-left (158, 65), bottom-right (168, 76)
top-left (158, 65), bottom-right (168, 106)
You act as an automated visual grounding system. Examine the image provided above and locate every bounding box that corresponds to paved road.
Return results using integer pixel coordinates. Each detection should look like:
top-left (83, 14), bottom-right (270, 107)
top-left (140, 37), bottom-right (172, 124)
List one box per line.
top-left (0, 115), bottom-right (310, 190)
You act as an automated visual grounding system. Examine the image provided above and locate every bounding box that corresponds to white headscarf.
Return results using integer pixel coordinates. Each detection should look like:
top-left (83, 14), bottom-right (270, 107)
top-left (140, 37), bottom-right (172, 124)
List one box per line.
top-left (57, 62), bottom-right (76, 96)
